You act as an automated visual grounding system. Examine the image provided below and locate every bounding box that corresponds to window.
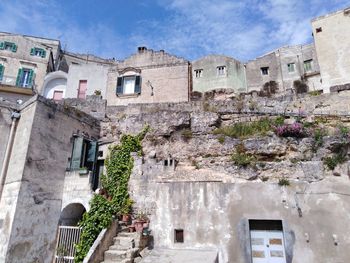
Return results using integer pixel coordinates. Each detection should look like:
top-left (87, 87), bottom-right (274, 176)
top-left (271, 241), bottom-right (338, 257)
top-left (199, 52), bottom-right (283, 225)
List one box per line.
top-left (261, 67), bottom-right (269, 76)
top-left (0, 41), bottom-right (17, 52)
top-left (78, 80), bottom-right (87, 99)
top-left (53, 90), bottom-right (63, 101)
top-left (304, 59), bottom-right (313, 72)
top-left (316, 27), bottom-right (322, 33)
top-left (0, 64), bottom-right (4, 82)
top-left (116, 75), bottom-right (141, 95)
top-left (217, 66), bottom-right (226, 76)
top-left (174, 229), bottom-right (184, 243)
top-left (16, 68), bottom-right (34, 88)
top-left (70, 136), bottom-right (98, 171)
top-left (30, 47), bottom-right (46, 58)
top-left (287, 63), bottom-right (295, 73)
top-left (194, 69), bottom-right (203, 78)
top-left (249, 220), bottom-right (286, 263)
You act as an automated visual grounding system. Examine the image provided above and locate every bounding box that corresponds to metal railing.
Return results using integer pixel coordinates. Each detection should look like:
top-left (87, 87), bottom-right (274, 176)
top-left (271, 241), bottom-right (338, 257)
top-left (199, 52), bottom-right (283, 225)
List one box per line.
top-left (54, 226), bottom-right (82, 263)
top-left (0, 75), bottom-right (34, 89)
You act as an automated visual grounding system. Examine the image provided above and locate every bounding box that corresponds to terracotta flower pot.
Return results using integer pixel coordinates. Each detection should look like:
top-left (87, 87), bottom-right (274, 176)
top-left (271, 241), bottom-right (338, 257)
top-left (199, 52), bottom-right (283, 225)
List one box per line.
top-left (122, 214), bottom-right (131, 223)
top-left (134, 220), bottom-right (145, 232)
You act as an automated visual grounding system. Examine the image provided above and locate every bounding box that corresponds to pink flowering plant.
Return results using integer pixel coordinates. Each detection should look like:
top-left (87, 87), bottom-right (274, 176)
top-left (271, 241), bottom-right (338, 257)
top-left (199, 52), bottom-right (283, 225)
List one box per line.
top-left (274, 122), bottom-right (308, 138)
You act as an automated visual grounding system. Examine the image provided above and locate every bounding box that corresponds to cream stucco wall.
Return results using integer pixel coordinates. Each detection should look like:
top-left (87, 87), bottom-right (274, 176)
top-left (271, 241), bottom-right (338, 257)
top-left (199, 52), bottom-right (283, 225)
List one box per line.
top-left (312, 8), bottom-right (350, 92)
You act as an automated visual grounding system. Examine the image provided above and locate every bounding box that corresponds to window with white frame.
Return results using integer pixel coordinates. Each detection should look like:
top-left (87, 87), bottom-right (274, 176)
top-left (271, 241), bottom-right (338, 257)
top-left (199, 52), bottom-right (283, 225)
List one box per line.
top-left (261, 67), bottom-right (269, 76)
top-left (0, 41), bottom-right (17, 52)
top-left (116, 75), bottom-right (141, 95)
top-left (194, 69), bottom-right (203, 78)
top-left (30, 47), bottom-right (46, 58)
top-left (303, 59), bottom-right (313, 72)
top-left (217, 66), bottom-right (226, 76)
top-left (287, 63), bottom-right (295, 73)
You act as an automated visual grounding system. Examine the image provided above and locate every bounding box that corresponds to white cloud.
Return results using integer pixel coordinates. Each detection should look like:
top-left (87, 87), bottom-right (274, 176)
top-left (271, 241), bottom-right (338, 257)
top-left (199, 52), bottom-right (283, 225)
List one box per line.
top-left (0, 0), bottom-right (349, 61)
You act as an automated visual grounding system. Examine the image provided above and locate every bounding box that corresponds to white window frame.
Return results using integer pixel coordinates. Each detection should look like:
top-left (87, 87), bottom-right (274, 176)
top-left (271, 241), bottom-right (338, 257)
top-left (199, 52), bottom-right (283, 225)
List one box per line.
top-left (304, 60), bottom-right (313, 72)
top-left (287, 63), bottom-right (295, 73)
top-left (194, 69), bottom-right (203, 78)
top-left (261, 67), bottom-right (269, 76)
top-left (217, 66), bottom-right (226, 76)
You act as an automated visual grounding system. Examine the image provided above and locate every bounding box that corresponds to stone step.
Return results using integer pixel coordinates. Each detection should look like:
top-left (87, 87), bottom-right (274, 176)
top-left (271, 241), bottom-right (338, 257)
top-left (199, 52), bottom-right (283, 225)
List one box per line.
top-left (101, 259), bottom-right (133, 263)
top-left (113, 236), bottom-right (135, 247)
top-left (109, 241), bottom-right (135, 250)
top-left (104, 248), bottom-right (139, 262)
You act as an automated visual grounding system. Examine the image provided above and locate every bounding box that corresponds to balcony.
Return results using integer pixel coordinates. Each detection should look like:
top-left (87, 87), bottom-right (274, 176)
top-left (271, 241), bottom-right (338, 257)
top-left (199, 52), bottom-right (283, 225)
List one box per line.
top-left (0, 75), bottom-right (35, 95)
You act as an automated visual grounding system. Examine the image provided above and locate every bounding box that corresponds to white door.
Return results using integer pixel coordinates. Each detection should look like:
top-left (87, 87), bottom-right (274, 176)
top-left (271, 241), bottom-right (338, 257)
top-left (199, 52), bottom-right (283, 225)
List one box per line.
top-left (250, 230), bottom-right (286, 263)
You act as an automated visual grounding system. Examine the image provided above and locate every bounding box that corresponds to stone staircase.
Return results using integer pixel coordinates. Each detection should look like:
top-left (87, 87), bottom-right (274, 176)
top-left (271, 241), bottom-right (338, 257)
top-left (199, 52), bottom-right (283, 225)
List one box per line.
top-left (101, 231), bottom-right (140, 263)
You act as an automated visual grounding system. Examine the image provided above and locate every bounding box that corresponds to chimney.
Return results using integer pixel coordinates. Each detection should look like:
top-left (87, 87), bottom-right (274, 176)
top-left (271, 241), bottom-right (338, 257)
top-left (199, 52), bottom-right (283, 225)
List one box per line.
top-left (137, 46), bottom-right (147, 53)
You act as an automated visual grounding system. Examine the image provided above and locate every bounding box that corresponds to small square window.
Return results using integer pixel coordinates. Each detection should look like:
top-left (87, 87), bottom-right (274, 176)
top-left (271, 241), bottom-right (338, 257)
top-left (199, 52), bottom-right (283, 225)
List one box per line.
top-left (316, 27), bottom-right (322, 33)
top-left (217, 66), bottom-right (226, 76)
top-left (261, 67), bottom-right (269, 75)
top-left (53, 90), bottom-right (63, 101)
top-left (194, 69), bottom-right (203, 78)
top-left (287, 63), bottom-right (295, 73)
top-left (174, 229), bottom-right (184, 243)
top-left (116, 76), bottom-right (141, 95)
top-left (304, 59), bottom-right (313, 72)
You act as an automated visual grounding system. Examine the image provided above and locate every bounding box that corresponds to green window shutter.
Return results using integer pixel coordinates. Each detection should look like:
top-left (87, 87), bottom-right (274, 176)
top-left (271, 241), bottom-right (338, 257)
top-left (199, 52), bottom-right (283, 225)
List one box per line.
top-left (41, 50), bottom-right (46, 58)
top-left (28, 69), bottom-right (34, 87)
top-left (30, 48), bottom-right (35, 56)
top-left (16, 68), bottom-right (23, 86)
top-left (86, 141), bottom-right (97, 171)
top-left (0, 42), bottom-right (4, 50)
top-left (0, 65), bottom-right (4, 81)
top-left (134, 76), bottom-right (141, 94)
top-left (71, 137), bottom-right (84, 170)
top-left (12, 44), bottom-right (17, 53)
top-left (116, 77), bottom-right (123, 95)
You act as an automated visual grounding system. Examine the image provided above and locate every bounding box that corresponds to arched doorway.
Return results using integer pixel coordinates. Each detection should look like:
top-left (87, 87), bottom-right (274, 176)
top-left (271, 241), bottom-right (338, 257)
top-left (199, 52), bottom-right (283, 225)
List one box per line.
top-left (59, 203), bottom-right (86, 226)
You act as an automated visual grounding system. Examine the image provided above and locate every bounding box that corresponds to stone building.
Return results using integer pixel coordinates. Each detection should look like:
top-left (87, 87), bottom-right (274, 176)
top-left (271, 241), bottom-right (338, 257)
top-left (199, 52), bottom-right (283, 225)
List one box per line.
top-left (0, 32), bottom-right (60, 103)
top-left (106, 47), bottom-right (190, 106)
top-left (311, 7), bottom-right (350, 92)
top-left (192, 55), bottom-right (247, 94)
top-left (245, 44), bottom-right (321, 93)
top-left (42, 51), bottom-right (114, 101)
top-left (0, 96), bottom-right (100, 262)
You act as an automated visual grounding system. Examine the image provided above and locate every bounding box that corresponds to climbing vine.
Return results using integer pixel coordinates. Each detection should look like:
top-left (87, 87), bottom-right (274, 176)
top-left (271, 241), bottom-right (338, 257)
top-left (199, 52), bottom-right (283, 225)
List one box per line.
top-left (75, 126), bottom-right (149, 262)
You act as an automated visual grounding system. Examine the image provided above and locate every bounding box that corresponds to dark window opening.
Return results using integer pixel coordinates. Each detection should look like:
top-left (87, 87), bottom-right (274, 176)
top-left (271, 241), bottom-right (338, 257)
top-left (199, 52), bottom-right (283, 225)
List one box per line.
top-left (164, 159), bottom-right (168, 166)
top-left (174, 229), bottom-right (184, 243)
top-left (316, 27), bottom-right (322, 33)
top-left (98, 151), bottom-right (103, 157)
top-left (249, 219), bottom-right (283, 231)
top-left (70, 136), bottom-right (98, 171)
top-left (261, 67), bottom-right (269, 76)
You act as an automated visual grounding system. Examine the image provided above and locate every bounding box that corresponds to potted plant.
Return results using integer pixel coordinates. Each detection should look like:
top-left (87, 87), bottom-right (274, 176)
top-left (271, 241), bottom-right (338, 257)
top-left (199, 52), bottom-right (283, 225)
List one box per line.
top-left (120, 198), bottom-right (133, 224)
top-left (134, 211), bottom-right (149, 232)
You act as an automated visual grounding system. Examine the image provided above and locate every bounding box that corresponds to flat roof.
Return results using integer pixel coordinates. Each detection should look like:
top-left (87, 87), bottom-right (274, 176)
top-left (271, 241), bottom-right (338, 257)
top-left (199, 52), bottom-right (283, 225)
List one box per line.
top-left (140, 248), bottom-right (218, 263)
top-left (311, 6), bottom-right (350, 22)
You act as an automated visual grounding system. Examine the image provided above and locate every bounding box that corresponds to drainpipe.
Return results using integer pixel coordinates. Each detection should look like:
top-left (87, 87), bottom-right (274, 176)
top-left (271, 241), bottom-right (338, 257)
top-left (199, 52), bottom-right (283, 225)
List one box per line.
top-left (0, 111), bottom-right (21, 201)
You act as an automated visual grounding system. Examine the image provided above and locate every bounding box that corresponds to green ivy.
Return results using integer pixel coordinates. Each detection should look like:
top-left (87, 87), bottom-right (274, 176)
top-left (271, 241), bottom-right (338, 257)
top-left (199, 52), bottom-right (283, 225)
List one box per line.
top-left (74, 126), bottom-right (149, 262)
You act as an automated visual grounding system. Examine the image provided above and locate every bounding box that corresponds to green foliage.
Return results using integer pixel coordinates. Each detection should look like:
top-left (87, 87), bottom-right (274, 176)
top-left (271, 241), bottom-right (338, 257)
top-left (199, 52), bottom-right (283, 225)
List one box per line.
top-left (213, 118), bottom-right (272, 139)
top-left (278, 178), bottom-right (290, 186)
top-left (308, 90), bottom-right (322, 96)
top-left (323, 154), bottom-right (346, 170)
top-left (181, 129), bottom-right (193, 139)
top-left (231, 143), bottom-right (255, 167)
top-left (217, 135), bottom-right (225, 144)
top-left (274, 116), bottom-right (285, 126)
top-left (312, 128), bottom-right (327, 152)
top-left (75, 126), bottom-right (149, 262)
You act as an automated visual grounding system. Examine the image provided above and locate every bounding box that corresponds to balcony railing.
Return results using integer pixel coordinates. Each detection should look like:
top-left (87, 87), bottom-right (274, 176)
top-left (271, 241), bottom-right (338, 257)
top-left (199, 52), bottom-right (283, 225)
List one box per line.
top-left (0, 75), bottom-right (35, 89)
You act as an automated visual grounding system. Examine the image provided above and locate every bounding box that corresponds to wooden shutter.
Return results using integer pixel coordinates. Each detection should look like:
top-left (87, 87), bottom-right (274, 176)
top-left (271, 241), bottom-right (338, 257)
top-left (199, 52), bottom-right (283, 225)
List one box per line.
top-left (134, 76), bottom-right (141, 94)
top-left (41, 50), bottom-right (46, 58)
top-left (86, 141), bottom-right (97, 170)
top-left (30, 48), bottom-right (35, 56)
top-left (16, 68), bottom-right (23, 86)
top-left (28, 69), bottom-right (34, 87)
top-left (70, 137), bottom-right (84, 170)
top-left (0, 42), bottom-right (4, 50)
top-left (116, 77), bottom-right (123, 95)
top-left (0, 65), bottom-right (4, 79)
top-left (12, 44), bottom-right (17, 52)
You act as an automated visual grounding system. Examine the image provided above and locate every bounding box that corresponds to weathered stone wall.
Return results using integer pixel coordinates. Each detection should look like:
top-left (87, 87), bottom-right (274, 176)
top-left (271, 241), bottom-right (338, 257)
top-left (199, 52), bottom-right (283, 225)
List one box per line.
top-left (312, 8), bottom-right (350, 92)
top-left (98, 90), bottom-right (350, 263)
top-left (0, 96), bottom-right (100, 263)
top-left (106, 48), bottom-right (189, 106)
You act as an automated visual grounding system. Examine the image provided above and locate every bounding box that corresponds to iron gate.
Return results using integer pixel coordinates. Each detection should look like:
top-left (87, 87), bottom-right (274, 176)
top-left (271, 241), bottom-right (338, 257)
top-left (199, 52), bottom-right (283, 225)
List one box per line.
top-left (54, 226), bottom-right (82, 263)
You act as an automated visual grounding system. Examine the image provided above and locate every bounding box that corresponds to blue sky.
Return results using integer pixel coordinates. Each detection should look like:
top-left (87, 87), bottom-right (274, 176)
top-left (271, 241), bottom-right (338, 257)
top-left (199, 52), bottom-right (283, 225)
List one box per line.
top-left (0, 0), bottom-right (348, 61)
